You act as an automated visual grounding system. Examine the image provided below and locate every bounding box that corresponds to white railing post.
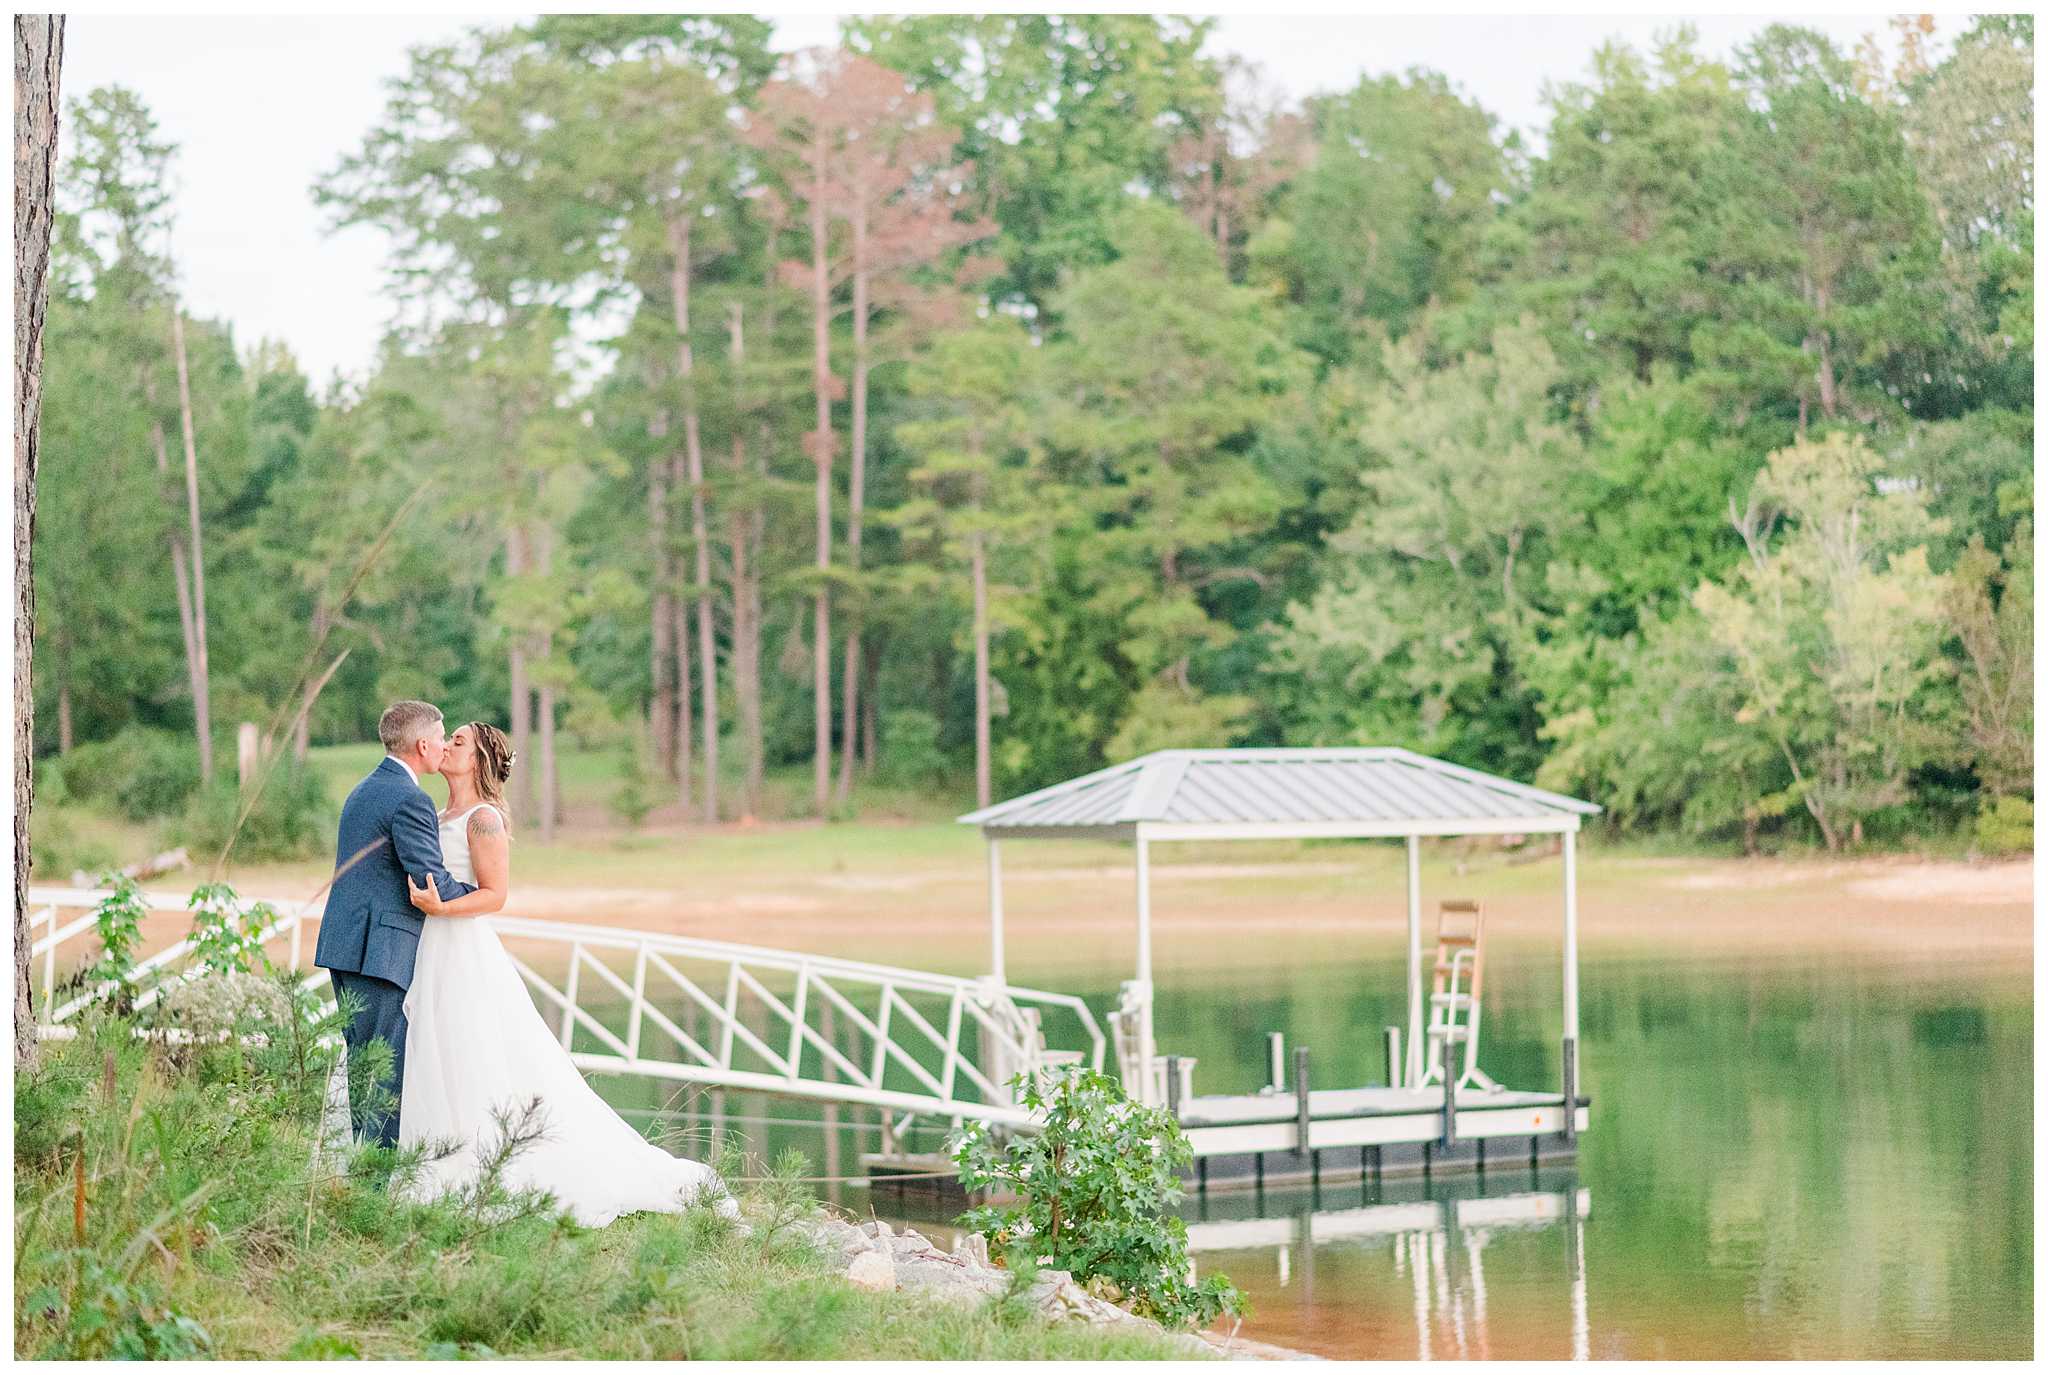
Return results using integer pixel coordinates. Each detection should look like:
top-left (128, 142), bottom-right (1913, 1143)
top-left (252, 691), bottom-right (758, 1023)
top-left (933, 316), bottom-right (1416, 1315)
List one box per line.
top-left (1405, 834), bottom-right (1424, 1089)
top-left (786, 963), bottom-right (810, 1083)
top-left (626, 945), bottom-right (648, 1060)
top-left (871, 985), bottom-right (895, 1088)
top-left (41, 907), bottom-right (58, 1019)
top-left (560, 943), bottom-right (583, 1050)
top-left (939, 989), bottom-right (964, 1100)
top-left (288, 906), bottom-right (303, 971)
top-left (719, 962), bottom-right (740, 1068)
top-left (1134, 828), bottom-right (1156, 1104)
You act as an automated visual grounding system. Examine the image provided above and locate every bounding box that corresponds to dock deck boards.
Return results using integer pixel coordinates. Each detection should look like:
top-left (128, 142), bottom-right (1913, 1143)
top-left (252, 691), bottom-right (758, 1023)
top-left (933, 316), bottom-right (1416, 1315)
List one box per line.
top-left (1178, 1084), bottom-right (1563, 1127)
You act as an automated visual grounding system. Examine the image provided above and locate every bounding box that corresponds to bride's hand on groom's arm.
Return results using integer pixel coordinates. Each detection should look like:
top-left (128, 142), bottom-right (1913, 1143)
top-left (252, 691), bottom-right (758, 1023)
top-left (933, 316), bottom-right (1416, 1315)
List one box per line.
top-left (408, 872), bottom-right (451, 914)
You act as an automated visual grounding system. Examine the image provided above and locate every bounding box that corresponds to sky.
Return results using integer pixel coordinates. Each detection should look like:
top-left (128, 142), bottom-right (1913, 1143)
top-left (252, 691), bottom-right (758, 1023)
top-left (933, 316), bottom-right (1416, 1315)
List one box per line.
top-left (58, 11), bottom-right (1897, 390)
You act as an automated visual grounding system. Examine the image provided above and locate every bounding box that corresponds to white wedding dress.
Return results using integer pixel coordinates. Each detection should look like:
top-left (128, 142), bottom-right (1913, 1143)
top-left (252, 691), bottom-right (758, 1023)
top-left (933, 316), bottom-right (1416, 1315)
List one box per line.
top-left (388, 802), bottom-right (736, 1226)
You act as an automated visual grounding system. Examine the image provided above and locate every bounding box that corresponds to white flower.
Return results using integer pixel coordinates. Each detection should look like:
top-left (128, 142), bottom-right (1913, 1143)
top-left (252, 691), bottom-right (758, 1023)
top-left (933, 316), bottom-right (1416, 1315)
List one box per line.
top-left (159, 970), bottom-right (291, 1037)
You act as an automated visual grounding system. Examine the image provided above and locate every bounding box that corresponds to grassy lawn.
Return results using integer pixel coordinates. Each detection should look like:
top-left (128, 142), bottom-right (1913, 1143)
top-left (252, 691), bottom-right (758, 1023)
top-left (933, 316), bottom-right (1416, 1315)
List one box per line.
top-left (14, 1015), bottom-right (1201, 1360)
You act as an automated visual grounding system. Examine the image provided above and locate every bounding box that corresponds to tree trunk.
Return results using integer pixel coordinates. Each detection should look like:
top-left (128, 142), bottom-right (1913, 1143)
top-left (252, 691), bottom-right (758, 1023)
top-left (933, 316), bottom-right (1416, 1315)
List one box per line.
top-left (56, 679), bottom-right (71, 753)
top-left (506, 524), bottom-right (534, 828)
top-left (837, 202), bottom-right (871, 806)
top-left (1815, 330), bottom-right (1837, 420)
top-left (809, 142), bottom-right (835, 818)
top-left (671, 488), bottom-right (693, 814)
top-left (693, 468), bottom-right (718, 824)
top-left (536, 525), bottom-right (558, 845)
top-left (737, 530), bottom-right (764, 819)
top-left (15, 12), bottom-right (63, 1069)
top-left (145, 382), bottom-right (204, 766)
top-left (972, 526), bottom-right (991, 808)
top-left (859, 629), bottom-right (881, 779)
top-left (727, 303), bottom-right (763, 825)
top-left (648, 410), bottom-right (676, 778)
top-left (169, 303), bottom-right (213, 780)
top-left (667, 216), bottom-right (718, 826)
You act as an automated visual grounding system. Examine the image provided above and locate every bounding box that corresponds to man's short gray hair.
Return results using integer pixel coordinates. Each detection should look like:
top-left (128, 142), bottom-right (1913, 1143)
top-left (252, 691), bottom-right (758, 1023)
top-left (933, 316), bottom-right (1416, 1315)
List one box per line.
top-left (378, 700), bottom-right (444, 757)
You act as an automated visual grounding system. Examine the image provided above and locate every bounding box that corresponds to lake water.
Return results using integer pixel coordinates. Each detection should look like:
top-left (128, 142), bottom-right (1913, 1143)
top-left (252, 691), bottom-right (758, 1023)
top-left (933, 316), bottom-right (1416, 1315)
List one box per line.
top-left (592, 949), bottom-right (2033, 1360)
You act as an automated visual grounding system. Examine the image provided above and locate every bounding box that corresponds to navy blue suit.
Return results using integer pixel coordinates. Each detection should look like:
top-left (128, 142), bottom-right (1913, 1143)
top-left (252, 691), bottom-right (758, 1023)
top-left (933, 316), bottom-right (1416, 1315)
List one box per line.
top-left (314, 756), bottom-right (476, 1147)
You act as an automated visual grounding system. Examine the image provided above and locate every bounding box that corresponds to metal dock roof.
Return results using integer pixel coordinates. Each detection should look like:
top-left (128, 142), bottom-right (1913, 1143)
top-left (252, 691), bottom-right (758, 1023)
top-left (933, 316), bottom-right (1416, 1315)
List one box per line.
top-left (957, 747), bottom-right (1601, 839)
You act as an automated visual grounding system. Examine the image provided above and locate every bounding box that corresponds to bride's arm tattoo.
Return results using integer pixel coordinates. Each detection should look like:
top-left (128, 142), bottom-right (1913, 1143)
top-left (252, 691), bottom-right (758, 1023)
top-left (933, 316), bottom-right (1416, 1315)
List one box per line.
top-left (416, 805), bottom-right (511, 917)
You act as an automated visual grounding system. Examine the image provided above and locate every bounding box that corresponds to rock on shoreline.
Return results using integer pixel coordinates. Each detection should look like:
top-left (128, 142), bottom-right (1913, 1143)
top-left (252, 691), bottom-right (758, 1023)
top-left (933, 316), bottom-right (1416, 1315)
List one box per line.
top-left (803, 1215), bottom-right (1318, 1361)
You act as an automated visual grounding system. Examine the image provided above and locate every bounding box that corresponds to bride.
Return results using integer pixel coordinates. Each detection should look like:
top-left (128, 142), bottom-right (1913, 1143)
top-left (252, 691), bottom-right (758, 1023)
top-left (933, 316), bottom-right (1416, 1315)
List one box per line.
top-left (392, 720), bottom-right (737, 1227)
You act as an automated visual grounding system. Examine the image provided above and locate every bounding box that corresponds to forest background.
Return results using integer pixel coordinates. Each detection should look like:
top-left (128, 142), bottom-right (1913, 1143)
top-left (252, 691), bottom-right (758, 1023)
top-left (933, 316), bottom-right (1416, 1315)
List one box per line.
top-left (31, 13), bottom-right (2033, 865)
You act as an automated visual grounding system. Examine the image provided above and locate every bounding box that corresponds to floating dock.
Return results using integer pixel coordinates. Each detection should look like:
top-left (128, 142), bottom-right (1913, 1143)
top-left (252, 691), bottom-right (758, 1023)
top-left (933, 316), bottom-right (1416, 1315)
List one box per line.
top-left (890, 747), bottom-right (1604, 1191)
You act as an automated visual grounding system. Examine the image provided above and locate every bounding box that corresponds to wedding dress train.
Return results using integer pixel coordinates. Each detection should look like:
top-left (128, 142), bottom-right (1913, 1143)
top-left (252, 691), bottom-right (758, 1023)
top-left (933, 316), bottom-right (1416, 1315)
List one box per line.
top-left (353, 802), bottom-right (734, 1227)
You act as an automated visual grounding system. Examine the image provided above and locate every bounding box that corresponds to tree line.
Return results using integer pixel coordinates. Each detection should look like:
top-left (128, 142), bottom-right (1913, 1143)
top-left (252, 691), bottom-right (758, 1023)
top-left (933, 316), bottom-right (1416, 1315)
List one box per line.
top-left (32, 14), bottom-right (2033, 852)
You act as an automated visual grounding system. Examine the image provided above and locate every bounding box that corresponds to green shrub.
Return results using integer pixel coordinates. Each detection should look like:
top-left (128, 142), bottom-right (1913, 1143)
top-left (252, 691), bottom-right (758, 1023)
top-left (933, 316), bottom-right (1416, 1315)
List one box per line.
top-left (951, 1065), bottom-right (1244, 1331)
top-left (56, 726), bottom-right (205, 821)
top-left (28, 804), bottom-right (117, 879)
top-left (157, 970), bottom-right (294, 1040)
top-left (609, 733), bottom-right (657, 830)
top-left (1973, 795), bottom-right (2032, 855)
top-left (174, 763), bottom-right (331, 864)
top-left (872, 709), bottom-right (953, 791)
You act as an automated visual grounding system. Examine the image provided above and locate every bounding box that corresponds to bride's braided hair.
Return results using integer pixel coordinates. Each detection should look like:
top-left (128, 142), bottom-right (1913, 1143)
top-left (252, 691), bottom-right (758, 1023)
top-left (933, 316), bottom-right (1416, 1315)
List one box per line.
top-left (466, 722), bottom-right (516, 834)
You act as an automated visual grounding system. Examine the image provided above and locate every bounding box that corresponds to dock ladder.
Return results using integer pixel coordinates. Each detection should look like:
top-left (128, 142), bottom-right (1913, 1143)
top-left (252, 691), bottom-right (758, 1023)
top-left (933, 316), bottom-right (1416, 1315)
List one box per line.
top-left (1424, 899), bottom-right (1502, 1092)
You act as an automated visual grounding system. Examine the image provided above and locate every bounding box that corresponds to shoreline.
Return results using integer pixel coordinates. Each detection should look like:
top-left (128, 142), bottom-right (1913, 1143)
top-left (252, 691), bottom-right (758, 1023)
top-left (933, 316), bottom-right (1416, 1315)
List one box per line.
top-left (71, 850), bottom-right (2033, 977)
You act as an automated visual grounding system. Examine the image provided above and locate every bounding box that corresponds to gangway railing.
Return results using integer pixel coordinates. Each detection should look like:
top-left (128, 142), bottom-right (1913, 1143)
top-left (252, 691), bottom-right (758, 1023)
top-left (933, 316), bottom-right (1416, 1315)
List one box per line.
top-left (27, 886), bottom-right (1104, 1134)
top-left (27, 885), bottom-right (330, 1028)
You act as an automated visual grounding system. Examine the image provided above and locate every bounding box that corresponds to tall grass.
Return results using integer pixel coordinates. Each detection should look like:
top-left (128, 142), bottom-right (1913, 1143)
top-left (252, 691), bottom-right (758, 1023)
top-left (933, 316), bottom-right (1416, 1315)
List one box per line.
top-left (13, 993), bottom-right (1194, 1360)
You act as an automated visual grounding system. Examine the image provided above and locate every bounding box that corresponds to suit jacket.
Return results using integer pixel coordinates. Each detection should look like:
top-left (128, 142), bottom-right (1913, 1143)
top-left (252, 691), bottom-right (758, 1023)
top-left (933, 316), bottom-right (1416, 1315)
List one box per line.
top-left (313, 756), bottom-right (477, 990)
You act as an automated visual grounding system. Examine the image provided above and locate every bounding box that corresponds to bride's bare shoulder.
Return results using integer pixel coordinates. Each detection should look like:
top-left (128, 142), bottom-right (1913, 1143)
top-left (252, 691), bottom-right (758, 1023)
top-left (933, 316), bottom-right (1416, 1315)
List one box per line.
top-left (467, 803), bottom-right (510, 838)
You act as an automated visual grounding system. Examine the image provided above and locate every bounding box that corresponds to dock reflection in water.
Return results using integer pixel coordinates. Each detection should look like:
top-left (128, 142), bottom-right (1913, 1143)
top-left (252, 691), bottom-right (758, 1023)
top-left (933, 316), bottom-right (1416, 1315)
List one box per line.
top-left (1184, 1171), bottom-right (1590, 1360)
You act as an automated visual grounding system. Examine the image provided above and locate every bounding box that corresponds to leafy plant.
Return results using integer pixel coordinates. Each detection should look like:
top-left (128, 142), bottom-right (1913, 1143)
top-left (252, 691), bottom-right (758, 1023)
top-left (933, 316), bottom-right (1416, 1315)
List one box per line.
top-left (21, 1258), bottom-right (214, 1359)
top-left (183, 882), bottom-right (280, 976)
top-left (83, 875), bottom-right (149, 1015)
top-left (950, 1064), bottom-right (1243, 1330)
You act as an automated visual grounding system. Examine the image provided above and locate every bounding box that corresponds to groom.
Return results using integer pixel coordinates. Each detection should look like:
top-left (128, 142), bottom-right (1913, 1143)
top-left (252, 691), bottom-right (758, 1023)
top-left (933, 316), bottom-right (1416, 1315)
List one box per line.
top-left (314, 700), bottom-right (477, 1148)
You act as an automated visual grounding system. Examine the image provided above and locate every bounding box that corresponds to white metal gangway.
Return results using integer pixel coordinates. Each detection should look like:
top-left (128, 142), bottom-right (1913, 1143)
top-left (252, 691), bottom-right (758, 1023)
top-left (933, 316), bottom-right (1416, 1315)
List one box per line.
top-left (27, 886), bottom-right (1105, 1136)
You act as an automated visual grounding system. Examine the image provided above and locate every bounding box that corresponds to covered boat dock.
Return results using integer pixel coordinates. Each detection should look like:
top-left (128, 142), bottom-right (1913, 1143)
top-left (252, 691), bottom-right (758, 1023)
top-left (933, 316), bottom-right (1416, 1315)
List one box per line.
top-left (957, 746), bottom-right (1600, 1184)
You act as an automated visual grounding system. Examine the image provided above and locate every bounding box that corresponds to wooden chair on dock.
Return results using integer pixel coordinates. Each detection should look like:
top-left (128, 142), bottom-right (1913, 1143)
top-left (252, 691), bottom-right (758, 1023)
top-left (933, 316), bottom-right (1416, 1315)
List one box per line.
top-left (1424, 899), bottom-right (1503, 1093)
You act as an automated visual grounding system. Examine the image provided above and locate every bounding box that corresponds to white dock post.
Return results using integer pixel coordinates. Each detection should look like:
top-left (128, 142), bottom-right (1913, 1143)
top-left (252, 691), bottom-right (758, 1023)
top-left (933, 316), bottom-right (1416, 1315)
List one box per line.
top-left (1405, 834), bottom-right (1423, 1089)
top-left (987, 837), bottom-right (1006, 985)
top-left (1135, 827), bottom-right (1156, 1104)
top-left (1563, 826), bottom-right (1581, 1132)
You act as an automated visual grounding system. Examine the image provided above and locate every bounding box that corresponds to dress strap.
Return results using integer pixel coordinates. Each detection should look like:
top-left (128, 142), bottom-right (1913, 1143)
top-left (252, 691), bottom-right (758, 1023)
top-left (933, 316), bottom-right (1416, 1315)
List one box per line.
top-left (443, 802), bottom-right (499, 827)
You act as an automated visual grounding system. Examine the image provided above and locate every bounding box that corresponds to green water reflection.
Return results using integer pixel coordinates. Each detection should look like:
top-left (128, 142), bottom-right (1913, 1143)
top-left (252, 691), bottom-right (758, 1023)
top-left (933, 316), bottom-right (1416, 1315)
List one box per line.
top-left (591, 951), bottom-right (2032, 1359)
